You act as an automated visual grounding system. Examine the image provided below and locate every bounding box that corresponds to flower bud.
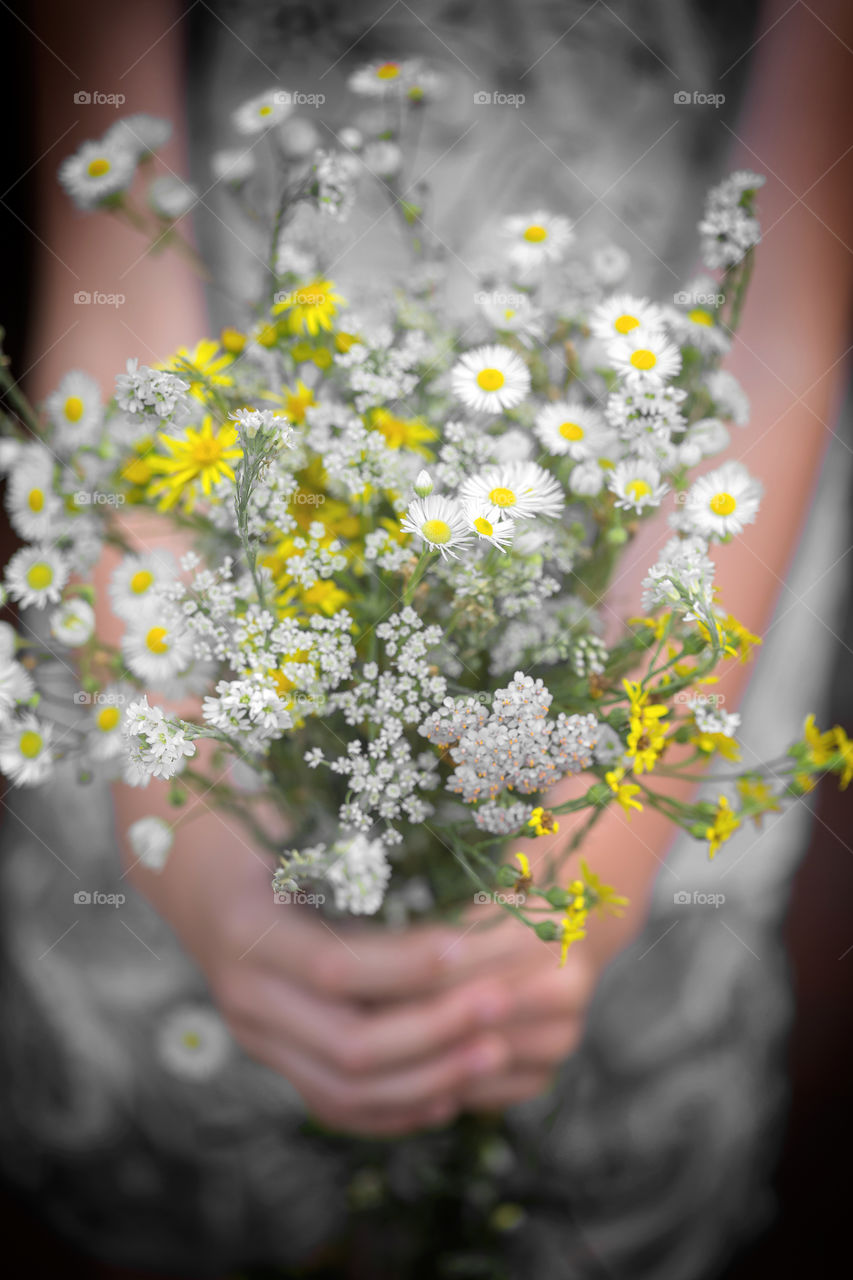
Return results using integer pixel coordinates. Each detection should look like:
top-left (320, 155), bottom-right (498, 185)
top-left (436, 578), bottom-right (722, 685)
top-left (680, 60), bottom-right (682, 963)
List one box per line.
top-left (414, 469), bottom-right (433, 497)
top-left (534, 920), bottom-right (559, 942)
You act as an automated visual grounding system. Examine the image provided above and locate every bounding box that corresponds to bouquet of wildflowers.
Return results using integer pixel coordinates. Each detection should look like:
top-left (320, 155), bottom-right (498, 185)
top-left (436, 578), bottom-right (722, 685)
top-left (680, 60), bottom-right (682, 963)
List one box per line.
top-left (2, 65), bottom-right (850, 970)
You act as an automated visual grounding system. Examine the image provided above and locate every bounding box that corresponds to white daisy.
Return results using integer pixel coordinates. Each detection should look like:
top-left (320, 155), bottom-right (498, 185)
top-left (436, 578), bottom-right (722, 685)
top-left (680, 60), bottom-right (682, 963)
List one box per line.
top-left (569, 460), bottom-right (607, 496)
top-left (5, 546), bottom-right (70, 609)
top-left (348, 59), bottom-right (420, 97)
top-left (127, 815), bottom-right (174, 871)
top-left (6, 450), bottom-right (61, 541)
top-left (121, 609), bottom-right (195, 685)
top-left (463, 503), bottom-right (516, 551)
top-left (232, 89), bottom-right (292, 135)
top-left (88, 687), bottom-right (131, 761)
top-left (590, 244), bottom-right (630, 286)
top-left (590, 295), bottom-right (665, 342)
top-left (460, 461), bottom-right (565, 521)
top-left (0, 714), bottom-right (55, 786)
top-left (211, 147), bottom-right (256, 185)
top-left (109, 550), bottom-right (178, 621)
top-left (148, 175), bottom-right (197, 220)
top-left (607, 459), bottom-right (669, 513)
top-left (45, 371), bottom-right (103, 452)
top-left (607, 327), bottom-right (682, 388)
top-left (477, 291), bottom-right (545, 348)
top-left (681, 460), bottom-right (763, 539)
top-left (157, 1005), bottom-right (231, 1081)
top-left (0, 659), bottom-right (33, 716)
top-left (104, 114), bottom-right (172, 157)
top-left (50, 598), bottom-right (96, 647)
top-left (58, 138), bottom-right (137, 209)
top-left (400, 495), bottom-right (473, 559)
top-left (663, 304), bottom-right (729, 356)
top-left (500, 211), bottom-right (573, 276)
top-left (451, 345), bottom-right (531, 415)
top-left (533, 401), bottom-right (608, 459)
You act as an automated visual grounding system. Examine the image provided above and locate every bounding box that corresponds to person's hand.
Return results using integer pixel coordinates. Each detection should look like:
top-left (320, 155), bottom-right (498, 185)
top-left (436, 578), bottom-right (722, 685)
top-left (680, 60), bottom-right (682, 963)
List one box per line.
top-left (153, 840), bottom-right (519, 1136)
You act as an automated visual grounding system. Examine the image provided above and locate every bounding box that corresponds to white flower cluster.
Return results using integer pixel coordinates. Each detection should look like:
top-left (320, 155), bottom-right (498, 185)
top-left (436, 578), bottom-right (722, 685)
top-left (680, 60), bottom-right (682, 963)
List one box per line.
top-left (335, 325), bottom-right (433, 412)
top-left (115, 358), bottom-right (191, 423)
top-left (642, 535), bottom-right (717, 619)
top-left (699, 170), bottom-right (765, 270)
top-left (123, 697), bottom-right (196, 783)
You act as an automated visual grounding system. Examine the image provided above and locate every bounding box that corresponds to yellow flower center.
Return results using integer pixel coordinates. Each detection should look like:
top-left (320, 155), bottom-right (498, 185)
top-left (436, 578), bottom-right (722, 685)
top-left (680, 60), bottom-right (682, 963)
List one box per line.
top-left (476, 367), bottom-right (505, 392)
top-left (502, 309), bottom-right (516, 321)
top-left (488, 486), bottom-right (516, 508)
top-left (181, 1030), bottom-right (202, 1049)
top-left (86, 157), bottom-right (110, 178)
top-left (19, 731), bottom-right (43, 759)
top-left (558, 421), bottom-right (584, 441)
top-left (145, 626), bottom-right (170, 654)
top-left (687, 308), bottom-right (713, 326)
top-left (626, 478), bottom-right (652, 501)
top-left (64, 396), bottom-right (84, 422)
top-left (523, 224), bottom-right (548, 243)
top-left (220, 327), bottom-right (246, 354)
top-left (629, 348), bottom-right (657, 371)
top-left (191, 437), bottom-right (225, 464)
top-left (130, 569), bottom-right (154, 595)
top-left (376, 62), bottom-right (400, 80)
top-left (26, 563), bottom-right (53, 590)
top-left (96, 706), bottom-right (121, 732)
top-left (710, 491), bottom-right (737, 516)
top-left (27, 488), bottom-right (45, 512)
top-left (474, 516), bottom-right (494, 536)
top-left (421, 518), bottom-right (452, 545)
top-left (614, 313), bottom-right (640, 334)
top-left (258, 104), bottom-right (272, 117)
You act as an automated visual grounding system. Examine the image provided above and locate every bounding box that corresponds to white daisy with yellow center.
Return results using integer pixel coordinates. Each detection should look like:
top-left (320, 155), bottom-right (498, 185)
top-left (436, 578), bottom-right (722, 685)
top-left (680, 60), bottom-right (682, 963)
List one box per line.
top-left (400, 495), bottom-right (473, 560)
top-left (607, 327), bottom-right (682, 388)
top-left (58, 138), bottom-right (137, 210)
top-left (4, 546), bottom-right (69, 610)
top-left (109, 551), bottom-right (178, 621)
top-left (477, 291), bottom-right (545, 347)
top-left (50, 598), bottom-right (96, 647)
top-left (157, 1005), bottom-right (231, 1081)
top-left (590, 294), bottom-right (664, 342)
top-left (533, 401), bottom-right (608, 459)
top-left (664, 303), bottom-right (730, 356)
top-left (460, 461), bottom-right (565, 521)
top-left (347, 59), bottom-right (422, 97)
top-left (121, 609), bottom-right (195, 686)
top-left (501, 211), bottom-right (574, 276)
top-left (45, 370), bottom-right (103, 451)
top-left (451, 344), bottom-right (531, 416)
top-left (463, 503), bottom-right (516, 552)
top-left (88, 686), bottom-right (131, 761)
top-left (232, 89), bottom-right (292, 135)
top-left (682, 460), bottom-right (763, 539)
top-left (6, 449), bottom-right (60, 540)
top-left (607, 459), bottom-right (669, 513)
top-left (0, 713), bottom-right (55, 786)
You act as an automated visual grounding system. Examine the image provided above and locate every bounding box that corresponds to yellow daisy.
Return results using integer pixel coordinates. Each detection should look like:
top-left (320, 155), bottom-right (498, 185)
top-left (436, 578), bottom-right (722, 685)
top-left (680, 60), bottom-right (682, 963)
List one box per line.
top-left (273, 279), bottom-right (344, 336)
top-left (147, 418), bottom-right (242, 511)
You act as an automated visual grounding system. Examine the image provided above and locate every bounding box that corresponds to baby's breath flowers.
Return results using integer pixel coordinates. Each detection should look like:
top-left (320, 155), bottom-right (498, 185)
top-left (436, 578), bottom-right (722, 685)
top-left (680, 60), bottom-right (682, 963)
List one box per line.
top-left (0, 112), bottom-right (839, 962)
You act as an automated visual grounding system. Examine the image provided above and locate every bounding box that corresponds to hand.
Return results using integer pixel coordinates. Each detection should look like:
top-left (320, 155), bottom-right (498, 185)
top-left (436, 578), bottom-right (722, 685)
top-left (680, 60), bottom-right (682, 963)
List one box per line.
top-left (155, 841), bottom-right (518, 1137)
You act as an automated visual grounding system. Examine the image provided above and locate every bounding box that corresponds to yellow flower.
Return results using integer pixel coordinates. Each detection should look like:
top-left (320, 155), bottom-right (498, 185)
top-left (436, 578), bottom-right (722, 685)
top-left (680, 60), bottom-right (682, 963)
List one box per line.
top-left (691, 730), bottom-right (741, 761)
top-left (160, 338), bottom-right (235, 400)
top-left (301, 579), bottom-right (349, 616)
top-left (273, 279), bottom-right (343, 336)
top-left (625, 698), bottom-right (669, 775)
top-left (605, 767), bottom-right (643, 816)
top-left (559, 911), bottom-right (587, 964)
top-left (580, 860), bottom-right (629, 916)
top-left (283, 379), bottom-right (316, 424)
top-left (515, 852), bottom-right (532, 879)
top-left (220, 327), bottom-right (246, 355)
top-left (369, 408), bottom-right (437, 456)
top-left (147, 418), bottom-right (242, 511)
top-left (527, 806), bottom-right (559, 836)
top-left (736, 775), bottom-right (781, 825)
top-left (804, 713), bottom-right (835, 767)
top-left (704, 794), bottom-right (740, 859)
top-left (628, 612), bottom-right (671, 641)
top-left (829, 725), bottom-right (853, 789)
top-left (722, 612), bottom-right (762, 663)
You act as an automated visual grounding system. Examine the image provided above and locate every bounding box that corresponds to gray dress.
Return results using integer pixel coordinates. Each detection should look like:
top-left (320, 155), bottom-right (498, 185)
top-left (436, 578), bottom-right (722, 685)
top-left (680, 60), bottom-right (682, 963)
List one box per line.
top-left (1, 2), bottom-right (848, 1275)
